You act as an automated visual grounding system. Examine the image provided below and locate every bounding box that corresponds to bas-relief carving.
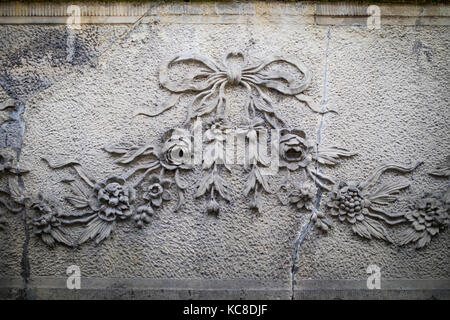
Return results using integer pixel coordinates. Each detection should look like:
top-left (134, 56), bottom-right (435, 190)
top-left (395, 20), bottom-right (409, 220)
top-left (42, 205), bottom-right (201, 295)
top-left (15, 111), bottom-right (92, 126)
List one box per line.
top-left (0, 51), bottom-right (446, 250)
top-left (0, 147), bottom-right (28, 230)
top-left (397, 157), bottom-right (449, 249)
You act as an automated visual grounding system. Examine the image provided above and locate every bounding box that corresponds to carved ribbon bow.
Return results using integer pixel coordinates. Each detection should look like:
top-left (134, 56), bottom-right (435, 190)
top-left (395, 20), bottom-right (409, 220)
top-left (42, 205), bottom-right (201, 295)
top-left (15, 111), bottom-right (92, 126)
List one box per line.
top-left (138, 51), bottom-right (334, 127)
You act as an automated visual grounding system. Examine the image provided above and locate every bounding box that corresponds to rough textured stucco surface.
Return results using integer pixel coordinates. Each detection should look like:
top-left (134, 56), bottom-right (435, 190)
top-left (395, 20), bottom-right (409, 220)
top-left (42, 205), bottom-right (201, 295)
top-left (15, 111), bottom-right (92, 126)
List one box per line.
top-left (0, 1), bottom-right (449, 299)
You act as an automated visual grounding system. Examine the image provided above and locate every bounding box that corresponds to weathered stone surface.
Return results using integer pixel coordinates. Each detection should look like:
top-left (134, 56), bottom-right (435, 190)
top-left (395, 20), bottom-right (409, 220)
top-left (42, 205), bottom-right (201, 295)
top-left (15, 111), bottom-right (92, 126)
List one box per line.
top-left (0, 1), bottom-right (448, 299)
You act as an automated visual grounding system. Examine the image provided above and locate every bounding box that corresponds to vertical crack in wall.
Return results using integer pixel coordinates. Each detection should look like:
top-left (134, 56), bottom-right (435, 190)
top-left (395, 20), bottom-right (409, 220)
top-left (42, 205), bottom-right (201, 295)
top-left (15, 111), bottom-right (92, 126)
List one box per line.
top-left (290, 26), bottom-right (332, 300)
top-left (16, 102), bottom-right (33, 300)
top-left (17, 103), bottom-right (33, 299)
top-left (0, 98), bottom-right (33, 299)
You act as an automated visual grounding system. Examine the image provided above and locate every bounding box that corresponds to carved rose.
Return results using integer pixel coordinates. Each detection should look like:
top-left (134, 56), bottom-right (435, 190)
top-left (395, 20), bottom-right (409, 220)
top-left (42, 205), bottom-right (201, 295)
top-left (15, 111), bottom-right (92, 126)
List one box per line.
top-left (326, 182), bottom-right (366, 224)
top-left (406, 192), bottom-right (449, 237)
top-left (141, 174), bottom-right (171, 208)
top-left (89, 176), bottom-right (135, 222)
top-left (288, 183), bottom-right (316, 211)
top-left (160, 128), bottom-right (192, 170)
top-left (279, 129), bottom-right (313, 171)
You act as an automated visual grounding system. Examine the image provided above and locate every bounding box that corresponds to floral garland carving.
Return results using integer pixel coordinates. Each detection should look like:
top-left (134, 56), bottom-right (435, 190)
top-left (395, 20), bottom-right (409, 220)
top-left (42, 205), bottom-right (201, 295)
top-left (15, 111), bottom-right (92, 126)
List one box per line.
top-left (0, 52), bottom-right (445, 250)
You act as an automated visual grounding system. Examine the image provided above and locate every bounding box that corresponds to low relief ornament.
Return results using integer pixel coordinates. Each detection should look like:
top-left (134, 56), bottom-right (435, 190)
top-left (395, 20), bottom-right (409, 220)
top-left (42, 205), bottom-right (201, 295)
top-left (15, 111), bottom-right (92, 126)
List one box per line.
top-left (397, 157), bottom-right (450, 248)
top-left (325, 162), bottom-right (422, 243)
top-left (0, 147), bottom-right (28, 230)
top-left (15, 50), bottom-right (439, 250)
top-left (30, 193), bottom-right (72, 247)
top-left (398, 190), bottom-right (449, 248)
top-left (195, 116), bottom-right (231, 214)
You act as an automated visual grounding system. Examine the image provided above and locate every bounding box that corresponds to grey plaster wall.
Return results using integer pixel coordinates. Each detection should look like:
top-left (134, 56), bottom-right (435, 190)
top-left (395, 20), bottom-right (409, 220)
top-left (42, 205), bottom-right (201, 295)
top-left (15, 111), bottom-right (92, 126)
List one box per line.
top-left (0, 1), bottom-right (448, 300)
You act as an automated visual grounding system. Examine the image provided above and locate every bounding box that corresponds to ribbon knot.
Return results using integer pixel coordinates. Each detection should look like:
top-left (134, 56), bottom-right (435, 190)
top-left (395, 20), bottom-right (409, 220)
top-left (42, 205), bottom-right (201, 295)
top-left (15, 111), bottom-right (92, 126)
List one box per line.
top-left (226, 65), bottom-right (241, 85)
top-left (154, 51), bottom-right (336, 125)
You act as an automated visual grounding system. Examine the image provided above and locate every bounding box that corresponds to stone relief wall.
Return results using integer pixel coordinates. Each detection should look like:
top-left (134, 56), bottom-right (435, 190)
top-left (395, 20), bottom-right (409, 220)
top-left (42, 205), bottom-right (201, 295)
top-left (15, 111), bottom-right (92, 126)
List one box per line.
top-left (0, 1), bottom-right (449, 299)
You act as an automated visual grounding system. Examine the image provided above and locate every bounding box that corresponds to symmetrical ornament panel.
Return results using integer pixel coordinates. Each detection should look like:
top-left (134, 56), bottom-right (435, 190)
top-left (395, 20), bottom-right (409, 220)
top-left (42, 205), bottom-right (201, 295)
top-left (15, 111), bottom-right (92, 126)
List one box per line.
top-left (0, 51), bottom-right (447, 250)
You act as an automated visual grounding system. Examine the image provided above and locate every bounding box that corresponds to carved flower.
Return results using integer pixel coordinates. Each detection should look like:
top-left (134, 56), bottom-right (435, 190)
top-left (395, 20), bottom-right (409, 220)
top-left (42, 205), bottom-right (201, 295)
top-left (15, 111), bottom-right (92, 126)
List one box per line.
top-left (326, 182), bottom-right (366, 224)
top-left (89, 176), bottom-right (135, 222)
top-left (160, 128), bottom-right (192, 170)
top-left (141, 174), bottom-right (172, 208)
top-left (134, 174), bottom-right (172, 228)
top-left (204, 116), bottom-right (228, 142)
top-left (203, 116), bottom-right (230, 170)
top-left (406, 192), bottom-right (449, 236)
top-left (279, 129), bottom-right (313, 171)
top-left (30, 193), bottom-right (72, 247)
top-left (288, 183), bottom-right (316, 211)
top-left (32, 205), bottom-right (61, 235)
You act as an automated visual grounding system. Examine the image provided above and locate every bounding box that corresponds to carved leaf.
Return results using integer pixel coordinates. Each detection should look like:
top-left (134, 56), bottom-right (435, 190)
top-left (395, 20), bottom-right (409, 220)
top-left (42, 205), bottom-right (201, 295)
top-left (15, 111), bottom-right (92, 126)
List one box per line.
top-left (429, 156), bottom-right (450, 177)
top-left (213, 173), bottom-right (231, 201)
top-left (104, 143), bottom-right (156, 164)
top-left (78, 217), bottom-right (114, 245)
top-left (40, 233), bottom-right (55, 247)
top-left (65, 196), bottom-right (89, 209)
top-left (194, 172), bottom-right (214, 198)
top-left (359, 161), bottom-right (422, 191)
top-left (367, 181), bottom-right (410, 205)
top-left (352, 218), bottom-right (392, 242)
top-left (174, 189), bottom-right (185, 212)
top-left (42, 158), bottom-right (95, 187)
top-left (416, 232), bottom-right (432, 249)
top-left (316, 147), bottom-right (357, 166)
top-left (50, 227), bottom-right (73, 247)
top-left (174, 169), bottom-right (188, 190)
top-left (61, 179), bottom-right (89, 200)
top-left (397, 228), bottom-right (425, 247)
top-left (254, 166), bottom-right (271, 193)
top-left (244, 169), bottom-right (257, 196)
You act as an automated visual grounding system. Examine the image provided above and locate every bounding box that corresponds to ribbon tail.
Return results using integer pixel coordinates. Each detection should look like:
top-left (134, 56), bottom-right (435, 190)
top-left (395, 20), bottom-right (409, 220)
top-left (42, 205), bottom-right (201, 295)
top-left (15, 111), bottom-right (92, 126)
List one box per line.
top-left (134, 94), bottom-right (180, 118)
top-left (295, 94), bottom-right (338, 115)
